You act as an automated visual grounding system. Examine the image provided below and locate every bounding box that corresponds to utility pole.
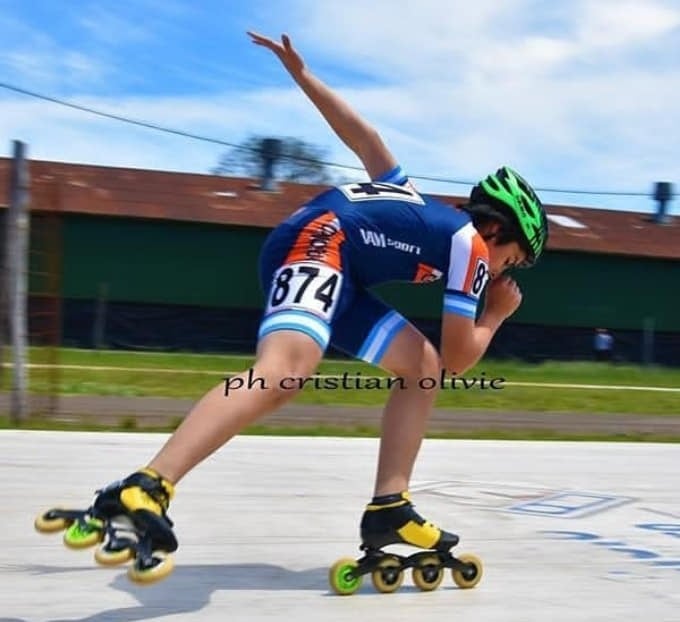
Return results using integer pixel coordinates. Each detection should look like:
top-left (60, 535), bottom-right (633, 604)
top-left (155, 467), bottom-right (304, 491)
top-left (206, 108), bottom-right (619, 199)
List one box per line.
top-left (652, 182), bottom-right (673, 225)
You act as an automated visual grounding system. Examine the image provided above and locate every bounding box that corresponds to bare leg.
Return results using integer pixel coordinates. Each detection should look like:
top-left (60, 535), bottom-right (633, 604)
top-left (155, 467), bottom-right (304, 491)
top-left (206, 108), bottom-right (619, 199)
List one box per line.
top-left (148, 330), bottom-right (323, 483)
top-left (370, 324), bottom-right (441, 496)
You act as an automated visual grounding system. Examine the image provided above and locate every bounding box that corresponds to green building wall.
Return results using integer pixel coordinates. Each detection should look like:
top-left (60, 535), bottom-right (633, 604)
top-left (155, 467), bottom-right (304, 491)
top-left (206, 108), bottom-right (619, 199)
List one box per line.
top-left (56, 214), bottom-right (679, 332)
top-left (375, 252), bottom-right (679, 332)
top-left (61, 215), bottom-right (267, 308)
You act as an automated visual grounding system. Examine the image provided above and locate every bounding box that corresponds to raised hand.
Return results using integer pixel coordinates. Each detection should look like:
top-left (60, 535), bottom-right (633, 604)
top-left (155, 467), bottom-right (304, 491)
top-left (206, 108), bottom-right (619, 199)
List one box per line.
top-left (247, 31), bottom-right (306, 77)
top-left (247, 29), bottom-right (398, 180)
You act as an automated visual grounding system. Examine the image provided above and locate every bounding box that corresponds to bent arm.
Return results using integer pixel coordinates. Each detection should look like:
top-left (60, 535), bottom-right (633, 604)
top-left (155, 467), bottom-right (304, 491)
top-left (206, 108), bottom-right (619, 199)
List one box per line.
top-left (248, 32), bottom-right (397, 180)
top-left (440, 225), bottom-right (501, 374)
top-left (440, 312), bottom-right (504, 375)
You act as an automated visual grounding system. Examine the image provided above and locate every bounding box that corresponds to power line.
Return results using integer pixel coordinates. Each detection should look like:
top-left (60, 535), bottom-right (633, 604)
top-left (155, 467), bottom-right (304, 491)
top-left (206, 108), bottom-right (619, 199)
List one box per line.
top-left (0, 81), bottom-right (651, 197)
top-left (0, 82), bottom-right (369, 172)
top-left (0, 83), bottom-right (277, 157)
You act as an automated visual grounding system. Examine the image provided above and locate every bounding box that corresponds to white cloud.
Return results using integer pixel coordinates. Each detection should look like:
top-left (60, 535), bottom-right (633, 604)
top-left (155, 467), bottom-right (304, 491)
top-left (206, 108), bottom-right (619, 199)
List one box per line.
top-left (0, 88), bottom-right (365, 177)
top-left (279, 0), bottom-right (680, 202)
top-left (77, 6), bottom-right (154, 46)
top-left (0, 0), bottom-right (677, 216)
top-left (577, 0), bottom-right (680, 49)
top-left (11, 50), bottom-right (107, 86)
top-left (0, 13), bottom-right (113, 91)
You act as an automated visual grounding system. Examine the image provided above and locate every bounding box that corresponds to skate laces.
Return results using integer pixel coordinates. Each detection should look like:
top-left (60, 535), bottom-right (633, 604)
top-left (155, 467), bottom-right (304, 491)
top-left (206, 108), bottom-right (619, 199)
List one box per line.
top-left (400, 492), bottom-right (439, 531)
top-left (367, 491), bottom-right (438, 527)
top-left (395, 492), bottom-right (442, 549)
top-left (406, 498), bottom-right (437, 530)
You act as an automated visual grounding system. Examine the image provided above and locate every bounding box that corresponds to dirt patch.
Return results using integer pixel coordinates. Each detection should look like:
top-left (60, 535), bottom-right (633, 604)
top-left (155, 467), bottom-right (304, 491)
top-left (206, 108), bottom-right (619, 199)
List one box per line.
top-left (3, 394), bottom-right (679, 435)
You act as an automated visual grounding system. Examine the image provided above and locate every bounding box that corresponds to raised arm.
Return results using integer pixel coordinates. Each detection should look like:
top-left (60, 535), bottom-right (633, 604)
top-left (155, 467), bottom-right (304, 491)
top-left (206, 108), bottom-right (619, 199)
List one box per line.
top-left (248, 31), bottom-right (397, 180)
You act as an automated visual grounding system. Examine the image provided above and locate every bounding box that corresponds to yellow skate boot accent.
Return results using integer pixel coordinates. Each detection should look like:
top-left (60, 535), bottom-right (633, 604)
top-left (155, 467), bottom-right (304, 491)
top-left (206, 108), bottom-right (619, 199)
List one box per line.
top-left (120, 468), bottom-right (175, 516)
top-left (361, 491), bottom-right (459, 552)
top-left (397, 519), bottom-right (440, 549)
top-left (90, 467), bottom-right (179, 575)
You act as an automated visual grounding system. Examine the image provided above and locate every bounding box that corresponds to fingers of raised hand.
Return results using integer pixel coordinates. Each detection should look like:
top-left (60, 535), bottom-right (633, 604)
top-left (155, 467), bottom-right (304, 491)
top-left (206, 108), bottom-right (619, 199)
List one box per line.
top-left (247, 31), bottom-right (280, 50)
top-left (246, 30), bottom-right (264, 42)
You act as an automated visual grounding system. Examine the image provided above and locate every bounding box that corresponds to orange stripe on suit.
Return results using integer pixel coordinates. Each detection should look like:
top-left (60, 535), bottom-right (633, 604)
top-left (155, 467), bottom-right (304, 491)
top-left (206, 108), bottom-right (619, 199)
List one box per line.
top-left (461, 232), bottom-right (487, 293)
top-left (284, 212), bottom-right (345, 271)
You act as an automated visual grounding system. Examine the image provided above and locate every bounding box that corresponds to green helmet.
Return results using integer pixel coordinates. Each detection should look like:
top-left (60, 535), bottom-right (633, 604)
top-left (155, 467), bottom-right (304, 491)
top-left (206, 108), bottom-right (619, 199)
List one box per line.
top-left (470, 166), bottom-right (549, 266)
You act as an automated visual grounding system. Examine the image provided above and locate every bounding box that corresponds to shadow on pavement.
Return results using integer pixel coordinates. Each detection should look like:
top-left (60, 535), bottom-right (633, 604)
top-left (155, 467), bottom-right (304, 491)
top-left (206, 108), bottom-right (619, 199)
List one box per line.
top-left (5, 561), bottom-right (342, 622)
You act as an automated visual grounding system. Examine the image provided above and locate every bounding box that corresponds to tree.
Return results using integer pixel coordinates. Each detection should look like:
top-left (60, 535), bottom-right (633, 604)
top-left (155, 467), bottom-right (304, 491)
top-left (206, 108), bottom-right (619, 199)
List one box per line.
top-left (212, 135), bottom-right (347, 185)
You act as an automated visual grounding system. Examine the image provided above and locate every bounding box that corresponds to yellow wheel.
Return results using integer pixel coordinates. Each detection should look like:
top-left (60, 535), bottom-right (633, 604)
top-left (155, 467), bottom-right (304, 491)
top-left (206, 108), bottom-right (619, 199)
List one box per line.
top-left (412, 555), bottom-right (444, 591)
top-left (452, 553), bottom-right (483, 589)
top-left (63, 519), bottom-right (104, 549)
top-left (329, 557), bottom-right (363, 596)
top-left (94, 543), bottom-right (135, 566)
top-left (34, 509), bottom-right (72, 533)
top-left (371, 556), bottom-right (404, 593)
top-left (127, 552), bottom-right (175, 585)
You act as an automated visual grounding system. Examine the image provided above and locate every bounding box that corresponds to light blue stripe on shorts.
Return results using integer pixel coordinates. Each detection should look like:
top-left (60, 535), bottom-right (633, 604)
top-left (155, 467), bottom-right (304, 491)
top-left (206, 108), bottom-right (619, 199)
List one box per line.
top-left (258, 309), bottom-right (331, 350)
top-left (357, 310), bottom-right (407, 364)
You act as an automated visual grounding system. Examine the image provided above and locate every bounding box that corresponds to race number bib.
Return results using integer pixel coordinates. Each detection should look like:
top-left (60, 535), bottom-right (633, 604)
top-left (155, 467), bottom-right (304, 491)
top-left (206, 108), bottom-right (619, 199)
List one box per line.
top-left (338, 181), bottom-right (425, 205)
top-left (470, 258), bottom-right (489, 297)
top-left (266, 261), bottom-right (343, 321)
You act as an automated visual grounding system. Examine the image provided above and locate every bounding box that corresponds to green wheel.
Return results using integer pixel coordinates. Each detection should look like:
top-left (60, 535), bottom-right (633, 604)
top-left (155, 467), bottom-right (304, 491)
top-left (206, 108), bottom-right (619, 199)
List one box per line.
top-left (329, 557), bottom-right (363, 596)
top-left (63, 518), bottom-right (104, 549)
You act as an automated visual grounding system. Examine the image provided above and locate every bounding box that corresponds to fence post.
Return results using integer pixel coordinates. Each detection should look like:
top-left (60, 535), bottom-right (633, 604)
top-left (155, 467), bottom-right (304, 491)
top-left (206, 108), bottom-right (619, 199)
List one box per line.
top-left (93, 282), bottom-right (108, 349)
top-left (642, 317), bottom-right (655, 367)
top-left (6, 140), bottom-right (30, 423)
top-left (0, 202), bottom-right (5, 387)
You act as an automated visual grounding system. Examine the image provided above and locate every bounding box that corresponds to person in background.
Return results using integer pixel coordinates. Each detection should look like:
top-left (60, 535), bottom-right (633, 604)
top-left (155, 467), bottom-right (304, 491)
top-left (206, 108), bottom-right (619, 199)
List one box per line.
top-left (593, 328), bottom-right (614, 362)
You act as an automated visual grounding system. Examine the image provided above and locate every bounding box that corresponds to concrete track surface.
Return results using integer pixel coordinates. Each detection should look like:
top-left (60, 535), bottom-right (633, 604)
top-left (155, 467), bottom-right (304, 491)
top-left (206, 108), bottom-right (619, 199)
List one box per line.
top-left (1, 431), bottom-right (679, 622)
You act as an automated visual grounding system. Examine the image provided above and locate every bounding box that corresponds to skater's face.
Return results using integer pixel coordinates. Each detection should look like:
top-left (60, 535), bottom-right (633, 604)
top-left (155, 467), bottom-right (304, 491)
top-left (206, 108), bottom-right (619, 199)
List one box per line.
top-left (476, 221), bottom-right (529, 279)
top-left (486, 238), bottom-right (528, 280)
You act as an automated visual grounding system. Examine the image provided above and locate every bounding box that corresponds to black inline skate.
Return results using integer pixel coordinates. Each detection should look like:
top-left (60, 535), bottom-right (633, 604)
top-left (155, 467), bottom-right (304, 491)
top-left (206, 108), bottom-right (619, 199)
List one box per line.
top-left (34, 467), bottom-right (178, 584)
top-left (329, 491), bottom-right (482, 595)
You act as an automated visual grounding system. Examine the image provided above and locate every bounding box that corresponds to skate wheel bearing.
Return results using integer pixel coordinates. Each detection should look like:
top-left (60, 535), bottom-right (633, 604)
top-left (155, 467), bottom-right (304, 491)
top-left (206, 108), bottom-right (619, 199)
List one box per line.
top-left (412, 554), bottom-right (444, 591)
top-left (371, 556), bottom-right (404, 593)
top-left (329, 557), bottom-right (363, 596)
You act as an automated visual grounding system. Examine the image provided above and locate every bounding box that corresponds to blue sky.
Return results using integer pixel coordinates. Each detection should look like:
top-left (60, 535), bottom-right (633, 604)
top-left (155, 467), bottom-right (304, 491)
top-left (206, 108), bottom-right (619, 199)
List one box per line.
top-left (1, 0), bottom-right (679, 215)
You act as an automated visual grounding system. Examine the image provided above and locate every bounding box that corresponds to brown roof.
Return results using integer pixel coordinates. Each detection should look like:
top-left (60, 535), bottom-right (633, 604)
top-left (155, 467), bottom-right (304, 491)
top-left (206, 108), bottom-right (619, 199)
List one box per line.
top-left (1, 157), bottom-right (677, 260)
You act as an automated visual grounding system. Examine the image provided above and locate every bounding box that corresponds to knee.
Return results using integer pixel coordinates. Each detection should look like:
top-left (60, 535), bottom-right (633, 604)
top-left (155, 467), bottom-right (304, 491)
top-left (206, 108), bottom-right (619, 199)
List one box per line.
top-left (391, 340), bottom-right (441, 384)
top-left (269, 372), bottom-right (304, 408)
top-left (252, 365), bottom-right (312, 408)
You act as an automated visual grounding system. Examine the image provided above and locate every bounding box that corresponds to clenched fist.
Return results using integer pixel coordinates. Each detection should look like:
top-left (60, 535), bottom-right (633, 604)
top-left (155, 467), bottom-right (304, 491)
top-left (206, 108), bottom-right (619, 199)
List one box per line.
top-left (483, 275), bottom-right (523, 320)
